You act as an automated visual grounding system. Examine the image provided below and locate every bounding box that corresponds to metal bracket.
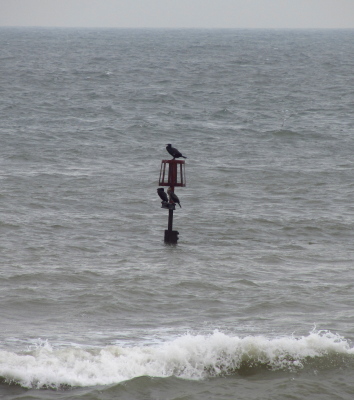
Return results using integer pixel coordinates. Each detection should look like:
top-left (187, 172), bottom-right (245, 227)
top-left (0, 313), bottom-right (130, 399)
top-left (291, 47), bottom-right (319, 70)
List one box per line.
top-left (161, 201), bottom-right (176, 210)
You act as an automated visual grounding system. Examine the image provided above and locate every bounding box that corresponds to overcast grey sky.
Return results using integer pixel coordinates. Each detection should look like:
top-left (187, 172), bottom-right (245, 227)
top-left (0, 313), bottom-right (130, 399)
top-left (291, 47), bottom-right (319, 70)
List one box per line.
top-left (1, 0), bottom-right (354, 29)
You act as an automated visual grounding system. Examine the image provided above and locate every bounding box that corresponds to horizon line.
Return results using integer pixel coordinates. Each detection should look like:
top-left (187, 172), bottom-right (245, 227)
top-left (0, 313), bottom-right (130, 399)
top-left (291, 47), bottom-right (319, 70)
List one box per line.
top-left (1, 25), bottom-right (354, 30)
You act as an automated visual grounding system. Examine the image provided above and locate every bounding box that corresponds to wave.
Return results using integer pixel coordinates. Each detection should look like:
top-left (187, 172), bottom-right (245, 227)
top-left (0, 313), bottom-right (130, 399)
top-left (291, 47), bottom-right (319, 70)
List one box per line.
top-left (0, 330), bottom-right (353, 390)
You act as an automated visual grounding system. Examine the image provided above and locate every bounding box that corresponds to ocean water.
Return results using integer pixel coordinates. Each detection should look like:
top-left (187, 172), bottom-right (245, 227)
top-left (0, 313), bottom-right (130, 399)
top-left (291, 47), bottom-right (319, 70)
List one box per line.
top-left (0, 27), bottom-right (354, 399)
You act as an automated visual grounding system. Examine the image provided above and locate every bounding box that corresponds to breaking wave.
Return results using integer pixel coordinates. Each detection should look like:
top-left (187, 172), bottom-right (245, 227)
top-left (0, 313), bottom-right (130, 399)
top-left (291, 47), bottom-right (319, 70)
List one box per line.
top-left (1, 329), bottom-right (353, 389)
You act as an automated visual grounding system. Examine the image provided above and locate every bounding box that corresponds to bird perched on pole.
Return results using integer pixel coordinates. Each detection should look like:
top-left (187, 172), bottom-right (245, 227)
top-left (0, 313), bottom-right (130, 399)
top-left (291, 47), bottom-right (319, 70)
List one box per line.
top-left (166, 144), bottom-right (187, 160)
top-left (167, 187), bottom-right (181, 207)
top-left (157, 188), bottom-right (168, 202)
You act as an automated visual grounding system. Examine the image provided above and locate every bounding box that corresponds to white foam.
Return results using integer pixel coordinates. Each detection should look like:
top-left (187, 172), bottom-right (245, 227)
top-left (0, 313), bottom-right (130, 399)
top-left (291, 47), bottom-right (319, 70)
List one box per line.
top-left (0, 330), bottom-right (352, 389)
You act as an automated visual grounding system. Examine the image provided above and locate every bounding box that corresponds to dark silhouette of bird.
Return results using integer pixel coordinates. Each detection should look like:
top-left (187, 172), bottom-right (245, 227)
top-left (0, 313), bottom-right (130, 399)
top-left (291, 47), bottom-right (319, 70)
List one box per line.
top-left (167, 187), bottom-right (181, 207)
top-left (166, 144), bottom-right (187, 160)
top-left (157, 188), bottom-right (168, 202)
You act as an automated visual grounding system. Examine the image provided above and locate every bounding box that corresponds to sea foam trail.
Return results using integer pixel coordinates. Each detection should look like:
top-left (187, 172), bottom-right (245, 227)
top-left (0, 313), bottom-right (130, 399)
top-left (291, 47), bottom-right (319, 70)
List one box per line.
top-left (0, 330), bottom-right (353, 389)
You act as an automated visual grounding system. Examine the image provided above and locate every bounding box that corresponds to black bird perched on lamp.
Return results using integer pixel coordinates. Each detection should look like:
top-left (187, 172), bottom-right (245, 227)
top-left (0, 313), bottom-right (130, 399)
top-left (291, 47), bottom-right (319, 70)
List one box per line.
top-left (167, 187), bottom-right (181, 208)
top-left (166, 144), bottom-right (187, 160)
top-left (157, 188), bottom-right (168, 202)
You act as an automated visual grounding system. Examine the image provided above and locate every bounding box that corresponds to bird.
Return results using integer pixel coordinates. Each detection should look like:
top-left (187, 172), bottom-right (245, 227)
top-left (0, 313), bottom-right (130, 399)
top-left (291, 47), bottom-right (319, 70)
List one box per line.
top-left (157, 188), bottom-right (168, 202)
top-left (167, 187), bottom-right (181, 207)
top-left (166, 144), bottom-right (187, 160)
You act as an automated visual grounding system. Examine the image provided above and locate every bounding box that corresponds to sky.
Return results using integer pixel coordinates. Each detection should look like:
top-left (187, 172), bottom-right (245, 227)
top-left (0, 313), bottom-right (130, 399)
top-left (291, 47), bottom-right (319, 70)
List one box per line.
top-left (0, 0), bottom-right (354, 29)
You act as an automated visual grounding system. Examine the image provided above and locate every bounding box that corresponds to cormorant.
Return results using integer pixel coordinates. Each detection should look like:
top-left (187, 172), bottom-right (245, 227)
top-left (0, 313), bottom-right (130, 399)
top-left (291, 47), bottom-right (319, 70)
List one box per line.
top-left (166, 144), bottom-right (187, 160)
top-left (157, 188), bottom-right (168, 202)
top-left (167, 187), bottom-right (182, 207)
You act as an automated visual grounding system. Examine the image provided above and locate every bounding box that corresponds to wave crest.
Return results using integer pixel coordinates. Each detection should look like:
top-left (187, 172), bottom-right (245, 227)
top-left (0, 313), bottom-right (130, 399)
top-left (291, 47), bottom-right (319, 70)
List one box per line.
top-left (0, 330), bottom-right (353, 389)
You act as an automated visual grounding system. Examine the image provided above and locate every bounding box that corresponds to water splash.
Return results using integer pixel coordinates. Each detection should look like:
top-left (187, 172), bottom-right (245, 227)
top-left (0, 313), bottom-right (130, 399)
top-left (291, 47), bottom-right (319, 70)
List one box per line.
top-left (0, 329), bottom-right (353, 389)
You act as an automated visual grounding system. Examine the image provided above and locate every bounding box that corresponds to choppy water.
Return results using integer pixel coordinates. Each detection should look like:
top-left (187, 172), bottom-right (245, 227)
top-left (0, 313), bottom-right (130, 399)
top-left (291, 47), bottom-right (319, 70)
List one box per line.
top-left (0, 27), bottom-right (354, 399)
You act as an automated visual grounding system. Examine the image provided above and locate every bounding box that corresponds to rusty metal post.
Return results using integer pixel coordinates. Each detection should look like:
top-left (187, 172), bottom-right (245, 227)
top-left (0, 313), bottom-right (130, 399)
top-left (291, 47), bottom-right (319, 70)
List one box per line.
top-left (164, 185), bottom-right (178, 244)
top-left (168, 208), bottom-right (173, 231)
top-left (159, 159), bottom-right (185, 244)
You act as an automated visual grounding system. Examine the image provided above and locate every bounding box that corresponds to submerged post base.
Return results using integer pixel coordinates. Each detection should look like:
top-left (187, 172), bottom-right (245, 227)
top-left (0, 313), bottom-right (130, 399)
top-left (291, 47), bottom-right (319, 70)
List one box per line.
top-left (164, 230), bottom-right (179, 244)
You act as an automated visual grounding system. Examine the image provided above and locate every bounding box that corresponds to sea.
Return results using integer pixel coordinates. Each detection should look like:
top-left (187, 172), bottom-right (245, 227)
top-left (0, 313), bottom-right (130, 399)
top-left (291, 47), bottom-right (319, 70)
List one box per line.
top-left (0, 27), bottom-right (354, 399)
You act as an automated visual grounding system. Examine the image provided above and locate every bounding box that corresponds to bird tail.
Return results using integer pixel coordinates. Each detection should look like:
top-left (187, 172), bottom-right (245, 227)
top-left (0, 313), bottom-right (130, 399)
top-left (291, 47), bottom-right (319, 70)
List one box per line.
top-left (178, 203), bottom-right (182, 208)
top-left (182, 156), bottom-right (187, 159)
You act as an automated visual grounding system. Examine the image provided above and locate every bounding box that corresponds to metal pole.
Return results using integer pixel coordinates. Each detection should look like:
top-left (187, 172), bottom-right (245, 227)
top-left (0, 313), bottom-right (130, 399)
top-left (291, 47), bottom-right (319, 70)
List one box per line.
top-left (164, 184), bottom-right (178, 244)
top-left (168, 209), bottom-right (173, 231)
